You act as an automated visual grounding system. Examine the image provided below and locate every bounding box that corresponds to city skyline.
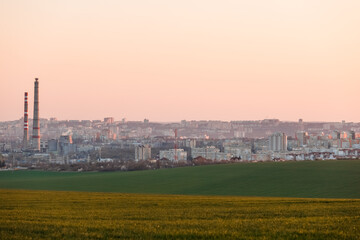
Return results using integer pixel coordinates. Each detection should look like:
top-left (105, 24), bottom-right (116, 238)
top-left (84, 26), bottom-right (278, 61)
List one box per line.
top-left (1, 0), bottom-right (359, 122)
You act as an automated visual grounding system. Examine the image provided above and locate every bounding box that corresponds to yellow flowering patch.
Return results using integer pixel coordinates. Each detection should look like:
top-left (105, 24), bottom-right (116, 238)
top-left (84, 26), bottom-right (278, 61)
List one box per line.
top-left (1, 189), bottom-right (359, 239)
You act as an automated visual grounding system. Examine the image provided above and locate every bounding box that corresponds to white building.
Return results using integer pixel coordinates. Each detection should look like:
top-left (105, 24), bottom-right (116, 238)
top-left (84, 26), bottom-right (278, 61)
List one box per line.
top-left (224, 146), bottom-right (251, 160)
top-left (160, 149), bottom-right (187, 161)
top-left (191, 146), bottom-right (232, 161)
top-left (331, 131), bottom-right (341, 140)
top-left (191, 146), bottom-right (219, 160)
top-left (295, 131), bottom-right (308, 147)
top-left (185, 139), bottom-right (196, 148)
top-left (135, 145), bottom-right (151, 161)
top-left (233, 131), bottom-right (246, 138)
top-left (269, 132), bottom-right (287, 152)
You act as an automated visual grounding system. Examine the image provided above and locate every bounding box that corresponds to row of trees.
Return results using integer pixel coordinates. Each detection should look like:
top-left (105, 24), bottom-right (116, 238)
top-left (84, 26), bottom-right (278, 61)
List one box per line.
top-left (26, 156), bottom-right (243, 172)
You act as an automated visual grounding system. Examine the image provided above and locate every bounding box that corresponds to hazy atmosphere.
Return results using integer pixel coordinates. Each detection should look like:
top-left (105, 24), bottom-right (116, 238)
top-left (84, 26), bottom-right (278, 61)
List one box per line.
top-left (1, 0), bottom-right (359, 122)
top-left (2, 2), bottom-right (360, 239)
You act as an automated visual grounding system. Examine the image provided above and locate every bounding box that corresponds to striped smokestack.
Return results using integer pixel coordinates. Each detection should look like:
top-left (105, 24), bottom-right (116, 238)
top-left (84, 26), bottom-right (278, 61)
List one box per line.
top-left (32, 78), bottom-right (40, 151)
top-left (23, 92), bottom-right (29, 149)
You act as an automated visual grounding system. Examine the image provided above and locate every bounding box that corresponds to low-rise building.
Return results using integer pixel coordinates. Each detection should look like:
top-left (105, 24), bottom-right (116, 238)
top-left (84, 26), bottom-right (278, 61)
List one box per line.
top-left (160, 149), bottom-right (187, 161)
top-left (191, 146), bottom-right (232, 161)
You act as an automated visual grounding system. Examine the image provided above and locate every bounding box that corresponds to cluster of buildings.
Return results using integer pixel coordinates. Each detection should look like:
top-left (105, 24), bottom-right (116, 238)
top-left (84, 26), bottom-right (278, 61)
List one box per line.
top-left (131, 129), bottom-right (360, 162)
top-left (1, 114), bottom-right (360, 166)
top-left (1, 79), bottom-right (360, 167)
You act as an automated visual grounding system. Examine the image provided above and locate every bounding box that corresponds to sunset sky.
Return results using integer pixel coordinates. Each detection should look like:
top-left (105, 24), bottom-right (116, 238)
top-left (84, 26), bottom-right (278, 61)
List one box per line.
top-left (1, 0), bottom-right (359, 122)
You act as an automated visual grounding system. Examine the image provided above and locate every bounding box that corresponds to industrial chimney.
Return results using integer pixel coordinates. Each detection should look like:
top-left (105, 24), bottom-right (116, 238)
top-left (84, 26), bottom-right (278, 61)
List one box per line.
top-left (32, 78), bottom-right (40, 151)
top-left (23, 92), bottom-right (29, 149)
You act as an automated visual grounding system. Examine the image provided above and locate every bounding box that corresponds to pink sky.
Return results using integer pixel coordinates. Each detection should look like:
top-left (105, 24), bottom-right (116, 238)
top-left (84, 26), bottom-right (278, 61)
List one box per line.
top-left (1, 0), bottom-right (359, 122)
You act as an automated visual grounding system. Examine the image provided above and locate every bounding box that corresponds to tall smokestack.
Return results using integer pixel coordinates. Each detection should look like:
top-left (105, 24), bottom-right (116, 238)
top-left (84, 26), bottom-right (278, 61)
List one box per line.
top-left (32, 78), bottom-right (40, 151)
top-left (23, 92), bottom-right (29, 149)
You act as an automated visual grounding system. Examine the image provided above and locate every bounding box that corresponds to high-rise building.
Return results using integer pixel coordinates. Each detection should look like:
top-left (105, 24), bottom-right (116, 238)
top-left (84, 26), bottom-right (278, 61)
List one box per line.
top-left (269, 132), bottom-right (287, 152)
top-left (298, 118), bottom-right (304, 131)
top-left (135, 145), bottom-right (151, 161)
top-left (295, 131), bottom-right (308, 147)
top-left (331, 131), bottom-right (341, 140)
top-left (347, 131), bottom-right (356, 140)
top-left (104, 117), bottom-right (114, 124)
top-left (59, 135), bottom-right (76, 156)
top-left (185, 139), bottom-right (196, 148)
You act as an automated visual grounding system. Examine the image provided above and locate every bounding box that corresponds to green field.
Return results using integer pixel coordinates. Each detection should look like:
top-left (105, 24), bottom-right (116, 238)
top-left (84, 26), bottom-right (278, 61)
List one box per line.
top-left (1, 189), bottom-right (360, 239)
top-left (1, 161), bottom-right (360, 239)
top-left (1, 160), bottom-right (360, 198)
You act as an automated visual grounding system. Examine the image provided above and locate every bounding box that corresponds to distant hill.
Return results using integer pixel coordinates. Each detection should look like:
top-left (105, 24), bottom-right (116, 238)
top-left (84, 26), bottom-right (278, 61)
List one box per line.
top-left (1, 160), bottom-right (360, 198)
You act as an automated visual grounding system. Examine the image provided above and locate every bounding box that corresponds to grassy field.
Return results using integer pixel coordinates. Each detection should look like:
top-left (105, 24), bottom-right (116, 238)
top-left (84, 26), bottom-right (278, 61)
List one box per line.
top-left (1, 160), bottom-right (360, 198)
top-left (1, 189), bottom-right (359, 239)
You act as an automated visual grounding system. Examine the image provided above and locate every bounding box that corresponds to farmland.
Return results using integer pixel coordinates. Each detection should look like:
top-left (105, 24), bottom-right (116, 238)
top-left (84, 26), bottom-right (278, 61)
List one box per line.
top-left (1, 160), bottom-right (360, 239)
top-left (1, 189), bottom-right (360, 239)
top-left (1, 160), bottom-right (360, 198)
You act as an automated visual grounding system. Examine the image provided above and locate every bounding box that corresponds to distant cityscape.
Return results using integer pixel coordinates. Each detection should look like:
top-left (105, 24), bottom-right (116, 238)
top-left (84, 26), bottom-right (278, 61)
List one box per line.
top-left (1, 78), bottom-right (360, 171)
top-left (1, 116), bottom-right (360, 170)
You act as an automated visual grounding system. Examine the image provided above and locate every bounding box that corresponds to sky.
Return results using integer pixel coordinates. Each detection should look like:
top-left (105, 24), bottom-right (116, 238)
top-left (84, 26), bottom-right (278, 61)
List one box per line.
top-left (1, 0), bottom-right (359, 122)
